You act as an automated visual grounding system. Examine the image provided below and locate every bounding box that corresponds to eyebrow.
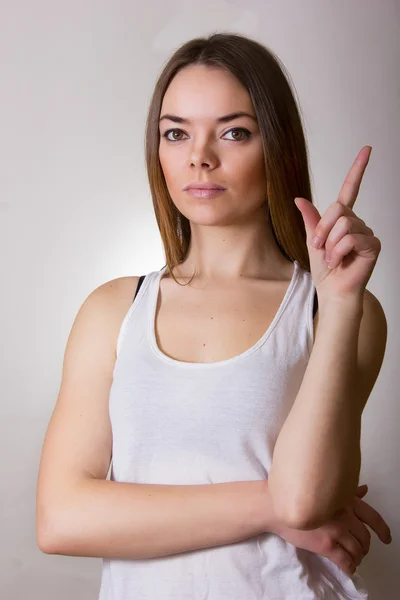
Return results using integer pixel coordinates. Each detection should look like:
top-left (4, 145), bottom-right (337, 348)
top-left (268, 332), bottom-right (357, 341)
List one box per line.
top-left (159, 111), bottom-right (257, 124)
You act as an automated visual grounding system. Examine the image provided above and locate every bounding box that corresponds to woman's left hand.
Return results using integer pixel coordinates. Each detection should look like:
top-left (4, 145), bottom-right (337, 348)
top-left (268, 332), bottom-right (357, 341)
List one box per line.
top-left (270, 484), bottom-right (392, 578)
top-left (294, 146), bottom-right (381, 301)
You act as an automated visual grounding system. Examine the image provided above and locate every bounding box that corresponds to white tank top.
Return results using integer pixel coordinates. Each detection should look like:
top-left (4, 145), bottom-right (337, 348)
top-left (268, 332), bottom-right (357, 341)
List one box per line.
top-left (98, 261), bottom-right (370, 599)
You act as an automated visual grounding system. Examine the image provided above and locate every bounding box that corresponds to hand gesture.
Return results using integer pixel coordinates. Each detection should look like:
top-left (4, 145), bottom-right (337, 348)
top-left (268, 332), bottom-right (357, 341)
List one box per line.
top-left (294, 146), bottom-right (381, 301)
top-left (271, 484), bottom-right (392, 577)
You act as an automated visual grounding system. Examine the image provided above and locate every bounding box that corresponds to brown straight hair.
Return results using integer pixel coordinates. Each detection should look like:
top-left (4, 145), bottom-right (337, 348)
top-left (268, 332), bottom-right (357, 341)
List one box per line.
top-left (144, 32), bottom-right (314, 285)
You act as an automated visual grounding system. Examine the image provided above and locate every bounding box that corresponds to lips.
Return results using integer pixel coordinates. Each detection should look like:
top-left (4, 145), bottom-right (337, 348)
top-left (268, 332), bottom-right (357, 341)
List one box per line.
top-left (183, 183), bottom-right (226, 191)
top-left (185, 187), bottom-right (226, 198)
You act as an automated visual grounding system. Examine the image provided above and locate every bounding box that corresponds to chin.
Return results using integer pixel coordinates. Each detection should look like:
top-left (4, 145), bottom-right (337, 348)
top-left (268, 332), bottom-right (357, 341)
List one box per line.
top-left (185, 212), bottom-right (242, 227)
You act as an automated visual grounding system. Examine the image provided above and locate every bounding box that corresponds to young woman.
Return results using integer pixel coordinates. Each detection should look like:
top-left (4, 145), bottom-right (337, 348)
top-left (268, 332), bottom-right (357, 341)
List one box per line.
top-left (36, 32), bottom-right (391, 599)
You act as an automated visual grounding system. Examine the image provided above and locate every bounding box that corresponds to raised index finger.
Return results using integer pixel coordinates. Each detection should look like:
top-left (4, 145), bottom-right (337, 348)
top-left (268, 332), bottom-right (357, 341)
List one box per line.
top-left (337, 145), bottom-right (372, 210)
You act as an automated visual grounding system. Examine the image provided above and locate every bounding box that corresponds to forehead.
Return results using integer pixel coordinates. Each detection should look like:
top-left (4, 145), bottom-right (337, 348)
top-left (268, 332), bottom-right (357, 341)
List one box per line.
top-left (160, 65), bottom-right (254, 120)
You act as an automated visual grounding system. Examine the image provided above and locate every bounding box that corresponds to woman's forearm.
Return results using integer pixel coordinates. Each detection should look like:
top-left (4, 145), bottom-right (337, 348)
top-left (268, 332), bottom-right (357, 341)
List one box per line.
top-left (268, 296), bottom-right (364, 530)
top-left (39, 477), bottom-right (277, 559)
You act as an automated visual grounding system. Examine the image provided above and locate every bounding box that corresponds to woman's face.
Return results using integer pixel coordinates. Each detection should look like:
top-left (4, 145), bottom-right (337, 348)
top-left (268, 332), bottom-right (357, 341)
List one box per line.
top-left (158, 65), bottom-right (268, 227)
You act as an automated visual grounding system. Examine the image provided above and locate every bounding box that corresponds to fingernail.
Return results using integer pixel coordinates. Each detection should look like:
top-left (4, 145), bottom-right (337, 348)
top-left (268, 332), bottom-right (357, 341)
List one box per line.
top-left (311, 236), bottom-right (321, 248)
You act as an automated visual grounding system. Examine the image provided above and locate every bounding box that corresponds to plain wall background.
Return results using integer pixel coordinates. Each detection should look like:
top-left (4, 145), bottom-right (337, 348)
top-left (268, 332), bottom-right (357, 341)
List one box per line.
top-left (1, 0), bottom-right (398, 598)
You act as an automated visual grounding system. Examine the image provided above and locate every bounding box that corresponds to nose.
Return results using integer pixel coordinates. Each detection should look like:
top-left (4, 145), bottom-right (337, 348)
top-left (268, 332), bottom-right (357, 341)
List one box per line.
top-left (188, 138), bottom-right (218, 169)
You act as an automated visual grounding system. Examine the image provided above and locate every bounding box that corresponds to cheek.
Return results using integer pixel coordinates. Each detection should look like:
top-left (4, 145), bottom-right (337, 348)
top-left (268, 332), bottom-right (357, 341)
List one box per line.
top-left (224, 140), bottom-right (264, 169)
top-left (227, 151), bottom-right (265, 186)
top-left (159, 156), bottom-right (175, 188)
top-left (159, 148), bottom-right (184, 186)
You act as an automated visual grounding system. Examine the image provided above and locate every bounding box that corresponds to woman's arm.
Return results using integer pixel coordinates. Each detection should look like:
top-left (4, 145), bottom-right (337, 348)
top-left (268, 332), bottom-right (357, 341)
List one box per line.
top-left (37, 281), bottom-right (281, 560)
top-left (39, 478), bottom-right (277, 559)
top-left (268, 290), bottom-right (387, 530)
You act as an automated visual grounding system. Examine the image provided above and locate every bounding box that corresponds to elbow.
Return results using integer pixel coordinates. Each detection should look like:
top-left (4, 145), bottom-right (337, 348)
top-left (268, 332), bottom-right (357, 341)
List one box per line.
top-left (287, 510), bottom-right (331, 531)
top-left (289, 487), bottom-right (361, 531)
top-left (284, 498), bottom-right (345, 531)
top-left (273, 505), bottom-right (314, 531)
top-left (268, 486), bottom-right (307, 531)
top-left (36, 505), bottom-right (62, 554)
top-left (37, 529), bottom-right (56, 555)
top-left (268, 481), bottom-right (357, 531)
top-left (37, 524), bottom-right (56, 554)
top-left (277, 507), bottom-right (330, 531)
top-left (270, 492), bottom-right (331, 532)
top-left (269, 493), bottom-right (309, 531)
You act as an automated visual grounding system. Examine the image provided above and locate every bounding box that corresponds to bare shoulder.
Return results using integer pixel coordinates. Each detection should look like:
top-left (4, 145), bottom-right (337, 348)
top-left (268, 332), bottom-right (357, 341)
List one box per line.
top-left (89, 275), bottom-right (141, 357)
top-left (97, 275), bottom-right (141, 307)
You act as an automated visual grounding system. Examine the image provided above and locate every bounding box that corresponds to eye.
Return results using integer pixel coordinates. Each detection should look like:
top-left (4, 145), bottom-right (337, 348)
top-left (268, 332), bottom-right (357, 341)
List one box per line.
top-left (162, 129), bottom-right (188, 141)
top-left (161, 127), bottom-right (252, 142)
top-left (223, 127), bottom-right (252, 141)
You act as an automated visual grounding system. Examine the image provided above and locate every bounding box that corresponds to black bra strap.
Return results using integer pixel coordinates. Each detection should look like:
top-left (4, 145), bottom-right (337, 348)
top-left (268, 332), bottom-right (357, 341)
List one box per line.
top-left (132, 275), bottom-right (145, 304)
top-left (312, 288), bottom-right (318, 318)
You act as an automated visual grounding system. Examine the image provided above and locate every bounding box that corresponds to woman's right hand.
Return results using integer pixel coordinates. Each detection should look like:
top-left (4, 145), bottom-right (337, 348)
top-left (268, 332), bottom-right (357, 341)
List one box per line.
top-left (269, 484), bottom-right (392, 577)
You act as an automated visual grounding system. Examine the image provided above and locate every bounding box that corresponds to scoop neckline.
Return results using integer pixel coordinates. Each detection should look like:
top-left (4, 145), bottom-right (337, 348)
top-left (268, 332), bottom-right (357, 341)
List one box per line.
top-left (148, 260), bottom-right (300, 368)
